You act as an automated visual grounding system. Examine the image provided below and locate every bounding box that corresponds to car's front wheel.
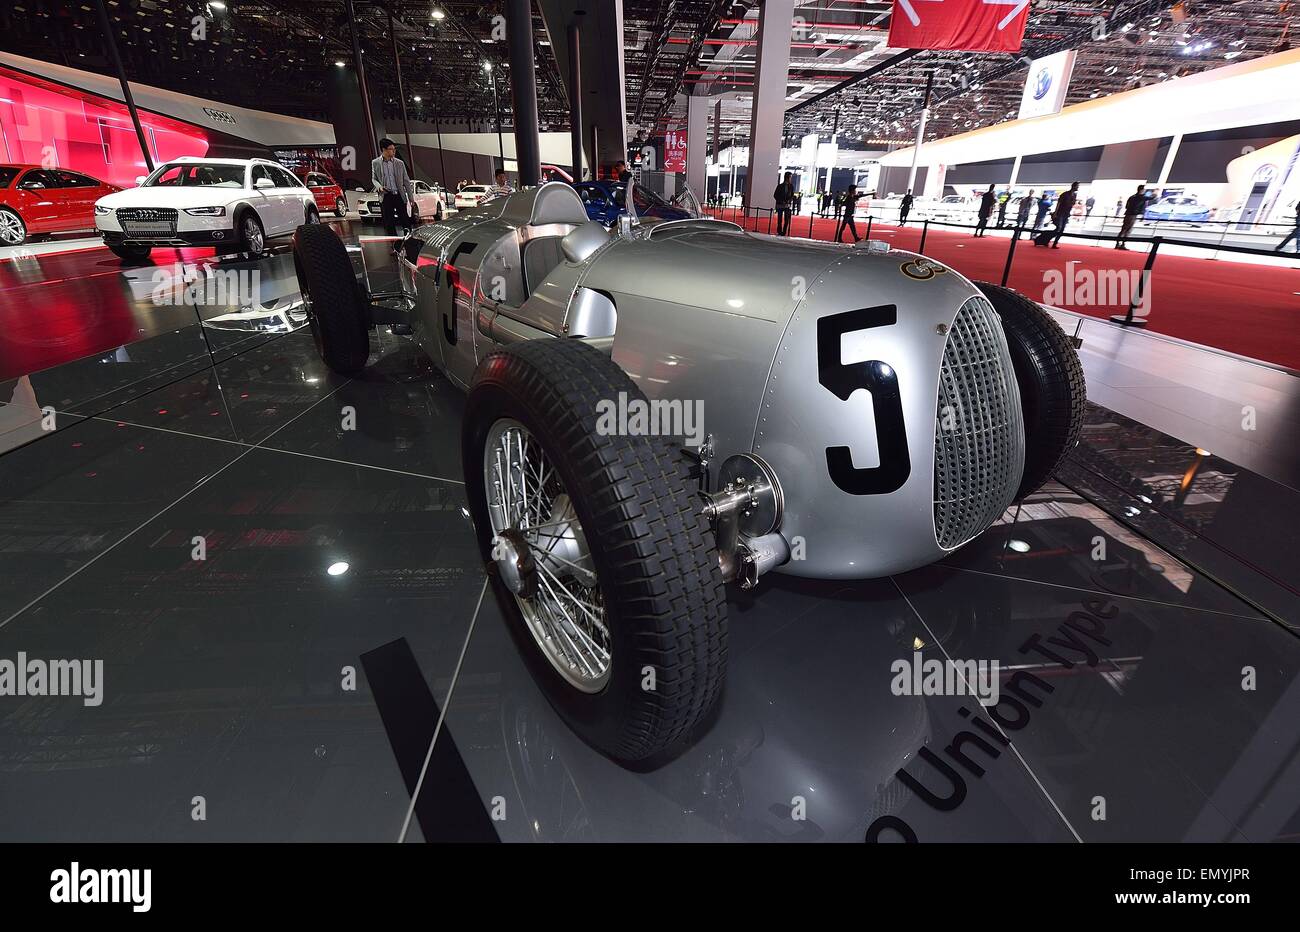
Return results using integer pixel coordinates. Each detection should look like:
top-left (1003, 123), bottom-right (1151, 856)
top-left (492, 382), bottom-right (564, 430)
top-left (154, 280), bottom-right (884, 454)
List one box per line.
top-left (107, 242), bottom-right (152, 262)
top-left (975, 281), bottom-right (1085, 499)
top-left (292, 223), bottom-right (370, 373)
top-left (238, 210), bottom-right (267, 259)
top-left (334, 197), bottom-right (346, 218)
top-left (306, 205), bottom-right (320, 225)
top-left (463, 339), bottom-right (728, 764)
top-left (0, 208), bottom-right (27, 246)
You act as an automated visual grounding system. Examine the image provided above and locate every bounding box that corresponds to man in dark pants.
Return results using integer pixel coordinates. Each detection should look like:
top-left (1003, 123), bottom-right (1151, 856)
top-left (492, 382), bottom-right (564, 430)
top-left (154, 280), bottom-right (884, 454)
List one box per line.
top-left (835, 185), bottom-right (862, 242)
top-left (1273, 206), bottom-right (1299, 253)
top-left (833, 190), bottom-right (843, 221)
top-left (899, 189), bottom-right (913, 225)
top-left (1015, 190), bottom-right (1034, 239)
top-left (997, 192), bottom-right (1009, 228)
top-left (974, 184), bottom-right (996, 236)
top-left (1048, 181), bottom-right (1079, 248)
top-left (371, 137), bottom-right (412, 241)
top-left (1116, 184), bottom-right (1146, 250)
top-left (773, 171), bottom-right (795, 236)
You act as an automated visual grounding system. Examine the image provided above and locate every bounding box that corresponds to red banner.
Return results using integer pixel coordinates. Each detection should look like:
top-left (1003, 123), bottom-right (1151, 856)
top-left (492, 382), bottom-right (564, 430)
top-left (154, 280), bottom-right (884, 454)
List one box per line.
top-left (887, 0), bottom-right (1031, 53)
top-left (663, 129), bottom-right (687, 174)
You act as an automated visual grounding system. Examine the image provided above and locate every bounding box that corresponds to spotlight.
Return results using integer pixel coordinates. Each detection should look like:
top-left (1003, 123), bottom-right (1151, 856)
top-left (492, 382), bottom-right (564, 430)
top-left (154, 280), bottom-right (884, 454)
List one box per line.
top-left (327, 562), bottom-right (350, 576)
top-left (431, 7), bottom-right (445, 19)
top-left (334, 60), bottom-right (345, 67)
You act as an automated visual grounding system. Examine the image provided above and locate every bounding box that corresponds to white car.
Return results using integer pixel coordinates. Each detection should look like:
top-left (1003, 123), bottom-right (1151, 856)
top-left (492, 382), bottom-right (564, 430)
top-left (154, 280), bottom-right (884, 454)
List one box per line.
top-left (357, 179), bottom-right (449, 223)
top-left (94, 156), bottom-right (318, 263)
top-left (454, 184), bottom-right (492, 209)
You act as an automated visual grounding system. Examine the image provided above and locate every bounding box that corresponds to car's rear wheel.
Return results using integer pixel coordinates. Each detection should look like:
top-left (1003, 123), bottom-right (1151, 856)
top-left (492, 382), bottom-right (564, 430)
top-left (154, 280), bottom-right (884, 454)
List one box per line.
top-left (238, 210), bottom-right (266, 259)
top-left (334, 197), bottom-right (346, 218)
top-left (0, 208), bottom-right (27, 246)
top-left (974, 281), bottom-right (1085, 499)
top-left (463, 338), bottom-right (728, 764)
top-left (306, 205), bottom-right (320, 225)
top-left (292, 223), bottom-right (370, 373)
top-left (107, 242), bottom-right (152, 262)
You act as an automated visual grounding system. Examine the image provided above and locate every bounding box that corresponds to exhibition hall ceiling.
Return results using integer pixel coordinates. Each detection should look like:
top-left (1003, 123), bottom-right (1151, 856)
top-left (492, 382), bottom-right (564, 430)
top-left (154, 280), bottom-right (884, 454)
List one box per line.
top-left (0, 0), bottom-right (1296, 146)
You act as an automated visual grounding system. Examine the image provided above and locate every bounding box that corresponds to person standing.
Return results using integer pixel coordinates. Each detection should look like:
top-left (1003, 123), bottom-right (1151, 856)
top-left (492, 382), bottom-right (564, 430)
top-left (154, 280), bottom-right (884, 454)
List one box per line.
top-left (1273, 204), bottom-right (1300, 253)
top-left (832, 190), bottom-right (844, 221)
top-left (835, 185), bottom-right (862, 242)
top-left (1085, 194), bottom-right (1096, 220)
top-left (1116, 184), bottom-right (1146, 250)
top-left (371, 137), bottom-right (413, 239)
top-left (1015, 190), bottom-right (1034, 238)
top-left (793, 189), bottom-right (803, 216)
top-left (997, 192), bottom-right (1009, 228)
top-left (899, 189), bottom-right (914, 225)
top-left (487, 168), bottom-right (514, 198)
top-left (773, 172), bottom-right (795, 236)
top-left (1034, 192), bottom-right (1051, 230)
top-left (974, 184), bottom-right (996, 237)
top-left (1048, 181), bottom-right (1079, 248)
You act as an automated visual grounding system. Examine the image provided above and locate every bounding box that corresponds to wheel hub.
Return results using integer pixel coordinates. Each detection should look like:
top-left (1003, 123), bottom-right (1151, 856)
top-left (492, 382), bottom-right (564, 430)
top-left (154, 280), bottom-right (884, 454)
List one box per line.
top-left (494, 528), bottom-right (538, 598)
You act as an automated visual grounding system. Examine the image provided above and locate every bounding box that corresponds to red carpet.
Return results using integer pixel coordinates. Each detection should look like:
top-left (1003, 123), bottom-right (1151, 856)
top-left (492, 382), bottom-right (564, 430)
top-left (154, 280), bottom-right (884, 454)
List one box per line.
top-left (711, 210), bottom-right (1300, 371)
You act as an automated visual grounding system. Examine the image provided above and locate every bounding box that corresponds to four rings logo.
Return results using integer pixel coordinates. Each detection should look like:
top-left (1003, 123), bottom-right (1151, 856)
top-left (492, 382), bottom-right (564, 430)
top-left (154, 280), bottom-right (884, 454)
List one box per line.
top-left (203, 107), bottom-right (237, 125)
top-left (900, 258), bottom-right (948, 281)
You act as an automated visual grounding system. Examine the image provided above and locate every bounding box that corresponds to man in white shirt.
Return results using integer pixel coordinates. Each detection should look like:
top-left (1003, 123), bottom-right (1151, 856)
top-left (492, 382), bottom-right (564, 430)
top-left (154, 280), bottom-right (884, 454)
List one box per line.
top-left (370, 137), bottom-right (413, 237)
top-left (486, 169), bottom-right (514, 198)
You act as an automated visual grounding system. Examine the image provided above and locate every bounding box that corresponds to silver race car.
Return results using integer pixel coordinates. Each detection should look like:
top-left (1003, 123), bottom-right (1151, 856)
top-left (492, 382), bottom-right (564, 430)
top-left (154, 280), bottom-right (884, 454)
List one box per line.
top-left (291, 181), bottom-right (1085, 763)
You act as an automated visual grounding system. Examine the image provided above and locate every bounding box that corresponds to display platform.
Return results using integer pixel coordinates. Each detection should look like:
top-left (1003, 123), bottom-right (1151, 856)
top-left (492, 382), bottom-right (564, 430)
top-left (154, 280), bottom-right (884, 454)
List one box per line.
top-left (1, 232), bottom-right (1296, 843)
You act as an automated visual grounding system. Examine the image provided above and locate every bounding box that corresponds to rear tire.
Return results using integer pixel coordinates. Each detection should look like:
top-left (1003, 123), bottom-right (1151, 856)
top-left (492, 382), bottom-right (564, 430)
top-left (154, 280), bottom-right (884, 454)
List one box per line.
top-left (107, 242), bottom-right (152, 262)
top-left (292, 223), bottom-right (370, 374)
top-left (334, 197), bottom-right (346, 218)
top-left (237, 210), bottom-right (267, 259)
top-left (974, 281), bottom-right (1085, 499)
top-left (306, 205), bottom-right (320, 225)
top-left (463, 338), bottom-right (728, 764)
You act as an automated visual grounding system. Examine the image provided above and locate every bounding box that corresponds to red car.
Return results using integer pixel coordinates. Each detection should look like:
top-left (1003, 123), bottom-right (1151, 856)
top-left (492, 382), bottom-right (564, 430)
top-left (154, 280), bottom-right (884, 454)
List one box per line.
top-left (0, 165), bottom-right (120, 246)
top-left (298, 169), bottom-right (347, 218)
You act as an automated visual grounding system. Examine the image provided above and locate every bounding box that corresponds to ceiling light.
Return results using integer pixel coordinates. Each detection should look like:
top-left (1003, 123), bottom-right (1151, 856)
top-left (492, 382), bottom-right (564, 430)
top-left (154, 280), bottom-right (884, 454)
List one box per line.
top-left (327, 561), bottom-right (350, 576)
top-left (413, 95), bottom-right (421, 101)
top-left (431, 7), bottom-right (445, 19)
top-left (482, 61), bottom-right (492, 71)
top-left (334, 60), bottom-right (345, 67)
top-left (208, 0), bottom-right (226, 9)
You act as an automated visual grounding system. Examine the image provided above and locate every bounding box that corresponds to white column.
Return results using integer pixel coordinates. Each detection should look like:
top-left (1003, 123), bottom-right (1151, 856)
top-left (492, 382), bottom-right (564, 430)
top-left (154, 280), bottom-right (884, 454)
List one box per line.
top-left (686, 94), bottom-right (709, 199)
top-left (743, 0), bottom-right (795, 210)
top-left (1008, 154), bottom-right (1023, 190)
top-left (905, 103), bottom-right (929, 194)
top-left (1155, 133), bottom-right (1183, 190)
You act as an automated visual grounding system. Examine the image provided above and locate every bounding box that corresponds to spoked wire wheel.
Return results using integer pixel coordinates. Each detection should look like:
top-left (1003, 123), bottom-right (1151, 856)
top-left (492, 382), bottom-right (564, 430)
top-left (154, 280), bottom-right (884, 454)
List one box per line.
top-left (484, 418), bottom-right (611, 692)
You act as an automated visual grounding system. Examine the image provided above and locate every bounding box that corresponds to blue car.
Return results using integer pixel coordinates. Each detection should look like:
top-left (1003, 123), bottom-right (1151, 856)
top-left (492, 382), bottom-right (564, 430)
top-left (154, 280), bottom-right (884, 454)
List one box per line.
top-left (572, 180), bottom-right (694, 226)
top-left (1144, 195), bottom-right (1212, 223)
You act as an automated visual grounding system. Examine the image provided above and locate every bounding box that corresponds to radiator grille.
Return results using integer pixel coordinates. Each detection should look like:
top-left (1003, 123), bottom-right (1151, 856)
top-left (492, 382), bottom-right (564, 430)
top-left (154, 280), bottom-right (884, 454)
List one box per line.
top-left (117, 207), bottom-right (178, 238)
top-left (933, 295), bottom-right (1024, 550)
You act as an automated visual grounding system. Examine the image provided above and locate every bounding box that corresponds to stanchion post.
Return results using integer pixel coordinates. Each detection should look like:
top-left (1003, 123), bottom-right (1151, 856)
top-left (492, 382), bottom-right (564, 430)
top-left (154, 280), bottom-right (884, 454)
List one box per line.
top-left (1001, 227), bottom-right (1020, 286)
top-left (918, 219), bottom-right (929, 254)
top-left (865, 215), bottom-right (872, 240)
top-left (1111, 236), bottom-right (1160, 326)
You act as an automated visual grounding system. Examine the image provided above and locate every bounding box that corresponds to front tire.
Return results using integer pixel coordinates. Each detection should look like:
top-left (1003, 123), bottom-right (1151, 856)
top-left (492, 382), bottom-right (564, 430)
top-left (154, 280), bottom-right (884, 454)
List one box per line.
top-left (306, 205), bottom-right (320, 225)
top-left (237, 210), bottom-right (267, 259)
top-left (0, 208), bottom-right (26, 246)
top-left (107, 242), bottom-right (152, 262)
top-left (463, 339), bottom-right (728, 764)
top-left (975, 281), bottom-right (1085, 499)
top-left (334, 197), bottom-right (347, 218)
top-left (292, 223), bottom-right (370, 373)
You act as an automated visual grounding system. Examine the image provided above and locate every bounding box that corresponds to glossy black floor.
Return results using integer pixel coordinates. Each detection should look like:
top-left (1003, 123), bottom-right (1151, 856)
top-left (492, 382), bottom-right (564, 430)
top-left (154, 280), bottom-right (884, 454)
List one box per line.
top-left (0, 235), bottom-right (1296, 843)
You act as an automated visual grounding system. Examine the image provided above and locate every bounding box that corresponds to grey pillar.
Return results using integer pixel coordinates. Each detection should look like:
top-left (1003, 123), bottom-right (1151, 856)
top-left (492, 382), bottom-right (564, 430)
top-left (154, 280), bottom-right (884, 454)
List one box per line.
top-left (743, 0), bottom-right (795, 210)
top-left (506, 0), bottom-right (541, 186)
top-left (389, 6), bottom-right (418, 181)
top-left (686, 93), bottom-right (708, 198)
top-left (344, 0), bottom-right (377, 161)
top-left (94, 0), bottom-right (153, 172)
top-left (567, 22), bottom-right (584, 179)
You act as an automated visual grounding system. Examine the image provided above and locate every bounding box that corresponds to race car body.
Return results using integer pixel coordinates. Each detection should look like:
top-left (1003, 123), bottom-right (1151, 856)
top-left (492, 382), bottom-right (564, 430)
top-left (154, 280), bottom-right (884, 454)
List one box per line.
top-left (291, 182), bottom-right (1084, 762)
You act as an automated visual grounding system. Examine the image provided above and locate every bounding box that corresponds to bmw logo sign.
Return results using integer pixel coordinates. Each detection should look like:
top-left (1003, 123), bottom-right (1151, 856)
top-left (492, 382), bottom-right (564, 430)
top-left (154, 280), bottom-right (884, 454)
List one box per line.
top-left (1032, 68), bottom-right (1052, 101)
